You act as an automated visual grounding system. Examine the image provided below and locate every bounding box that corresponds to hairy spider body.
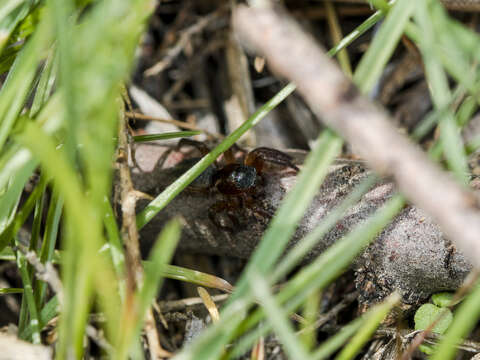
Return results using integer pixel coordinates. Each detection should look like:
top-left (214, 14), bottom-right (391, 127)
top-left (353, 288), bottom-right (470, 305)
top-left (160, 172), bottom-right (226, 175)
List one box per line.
top-left (213, 164), bottom-right (257, 195)
top-left (177, 139), bottom-right (298, 230)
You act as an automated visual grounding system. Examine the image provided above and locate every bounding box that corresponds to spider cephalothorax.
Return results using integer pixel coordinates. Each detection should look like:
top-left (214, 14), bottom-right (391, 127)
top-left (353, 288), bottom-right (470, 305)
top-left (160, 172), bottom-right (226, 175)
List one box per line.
top-left (177, 139), bottom-right (298, 230)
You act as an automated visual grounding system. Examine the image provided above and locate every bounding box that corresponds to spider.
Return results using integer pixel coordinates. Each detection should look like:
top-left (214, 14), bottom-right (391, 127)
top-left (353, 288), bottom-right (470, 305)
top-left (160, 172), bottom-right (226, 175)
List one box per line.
top-left (177, 139), bottom-right (299, 230)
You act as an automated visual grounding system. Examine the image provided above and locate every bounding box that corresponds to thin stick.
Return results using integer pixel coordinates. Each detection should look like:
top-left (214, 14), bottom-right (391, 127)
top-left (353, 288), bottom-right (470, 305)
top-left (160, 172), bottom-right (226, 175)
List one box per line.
top-left (117, 103), bottom-right (168, 358)
top-left (124, 111), bottom-right (222, 138)
top-left (144, 7), bottom-right (227, 76)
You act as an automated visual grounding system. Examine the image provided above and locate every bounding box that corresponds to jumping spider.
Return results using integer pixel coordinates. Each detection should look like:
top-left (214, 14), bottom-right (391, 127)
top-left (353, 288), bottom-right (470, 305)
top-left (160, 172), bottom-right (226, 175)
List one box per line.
top-left (177, 139), bottom-right (299, 230)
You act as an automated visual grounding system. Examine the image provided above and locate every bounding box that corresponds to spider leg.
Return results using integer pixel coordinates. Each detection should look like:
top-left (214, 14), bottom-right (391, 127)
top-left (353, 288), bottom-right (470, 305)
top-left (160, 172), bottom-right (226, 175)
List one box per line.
top-left (244, 147), bottom-right (299, 173)
top-left (243, 194), bottom-right (274, 223)
top-left (177, 138), bottom-right (211, 157)
top-left (223, 143), bottom-right (247, 165)
top-left (208, 199), bottom-right (241, 231)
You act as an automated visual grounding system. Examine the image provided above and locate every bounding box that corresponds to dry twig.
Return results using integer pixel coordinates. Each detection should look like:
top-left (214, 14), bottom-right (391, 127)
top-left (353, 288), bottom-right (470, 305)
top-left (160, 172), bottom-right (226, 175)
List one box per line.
top-left (117, 99), bottom-right (169, 358)
top-left (125, 111), bottom-right (222, 138)
top-left (144, 7), bottom-right (227, 77)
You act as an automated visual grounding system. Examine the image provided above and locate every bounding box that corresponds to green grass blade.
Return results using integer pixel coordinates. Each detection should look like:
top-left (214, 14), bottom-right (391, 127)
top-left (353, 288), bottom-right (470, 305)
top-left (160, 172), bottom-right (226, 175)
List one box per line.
top-left (249, 273), bottom-right (310, 360)
top-left (152, 264), bottom-right (233, 293)
top-left (0, 155), bottom-right (37, 249)
top-left (30, 47), bottom-right (57, 117)
top-left (103, 197), bottom-right (125, 293)
top-left (0, 247), bottom-right (15, 261)
top-left (20, 295), bottom-right (59, 340)
top-left (47, 0), bottom-right (76, 159)
top-left (133, 131), bottom-right (201, 142)
top-left (313, 294), bottom-right (399, 360)
top-left (139, 219), bottom-right (181, 326)
top-left (312, 318), bottom-right (363, 360)
top-left (0, 0), bottom-right (24, 24)
top-left (0, 15), bottom-right (51, 151)
top-left (15, 121), bottom-right (100, 358)
top-left (16, 248), bottom-right (41, 343)
top-left (327, 4), bottom-right (389, 58)
top-left (0, 287), bottom-right (23, 294)
top-left (0, 0), bottom-right (29, 52)
top-left (35, 187), bottom-right (63, 307)
top-left (335, 293), bottom-right (400, 360)
top-left (353, 0), bottom-right (415, 94)
top-left (29, 174), bottom-right (47, 252)
top-left (0, 170), bottom-right (45, 247)
top-left (413, 0), bottom-right (468, 184)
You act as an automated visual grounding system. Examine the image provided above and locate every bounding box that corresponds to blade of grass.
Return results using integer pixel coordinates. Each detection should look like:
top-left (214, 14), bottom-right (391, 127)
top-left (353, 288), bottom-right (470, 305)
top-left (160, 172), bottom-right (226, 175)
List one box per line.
top-left (133, 131), bottom-right (201, 142)
top-left (29, 174), bottom-right (47, 253)
top-left (0, 247), bottom-right (15, 260)
top-left (300, 290), bottom-right (320, 350)
top-left (312, 319), bottom-right (363, 360)
top-left (353, 0), bottom-right (415, 94)
top-left (335, 293), bottom-right (400, 360)
top-left (0, 14), bottom-right (51, 151)
top-left (15, 121), bottom-right (104, 358)
top-left (0, 154), bottom-right (37, 248)
top-left (103, 197), bottom-right (125, 293)
top-left (0, 287), bottom-right (23, 294)
top-left (249, 273), bottom-right (310, 360)
top-left (20, 294), bottom-right (59, 340)
top-left (16, 247), bottom-right (41, 343)
top-left (30, 47), bottom-right (57, 117)
top-left (35, 187), bottom-right (63, 308)
top-left (413, 0), bottom-right (468, 184)
top-left (47, 0), bottom-right (76, 159)
top-left (327, 2), bottom-right (392, 57)
top-left (151, 263), bottom-right (233, 293)
top-left (18, 174), bottom-right (47, 333)
top-left (0, 0), bottom-right (24, 22)
top-left (0, 0), bottom-right (33, 53)
top-left (312, 294), bottom-right (398, 360)
top-left (0, 171), bottom-right (46, 247)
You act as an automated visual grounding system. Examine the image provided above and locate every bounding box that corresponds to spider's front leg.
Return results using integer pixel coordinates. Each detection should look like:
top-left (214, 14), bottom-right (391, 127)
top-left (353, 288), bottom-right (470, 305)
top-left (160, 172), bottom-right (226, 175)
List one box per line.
top-left (208, 198), bottom-right (243, 232)
top-left (244, 147), bottom-right (299, 173)
top-left (177, 138), bottom-right (211, 157)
